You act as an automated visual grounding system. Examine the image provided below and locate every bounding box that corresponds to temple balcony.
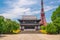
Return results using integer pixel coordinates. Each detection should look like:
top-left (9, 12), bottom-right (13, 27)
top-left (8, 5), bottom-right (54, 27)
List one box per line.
top-left (20, 24), bottom-right (40, 26)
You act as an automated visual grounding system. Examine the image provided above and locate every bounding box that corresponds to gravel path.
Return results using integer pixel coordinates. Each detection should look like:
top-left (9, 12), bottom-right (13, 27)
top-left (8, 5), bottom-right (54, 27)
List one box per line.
top-left (0, 33), bottom-right (60, 40)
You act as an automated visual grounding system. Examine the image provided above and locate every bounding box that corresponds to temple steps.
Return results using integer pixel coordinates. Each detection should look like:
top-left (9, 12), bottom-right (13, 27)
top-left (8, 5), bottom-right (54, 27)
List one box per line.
top-left (20, 30), bottom-right (40, 34)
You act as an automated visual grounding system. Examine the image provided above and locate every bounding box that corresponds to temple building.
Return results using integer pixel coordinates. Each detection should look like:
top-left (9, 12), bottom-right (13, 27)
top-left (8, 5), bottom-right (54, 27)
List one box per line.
top-left (18, 15), bottom-right (41, 31)
top-left (18, 0), bottom-right (47, 31)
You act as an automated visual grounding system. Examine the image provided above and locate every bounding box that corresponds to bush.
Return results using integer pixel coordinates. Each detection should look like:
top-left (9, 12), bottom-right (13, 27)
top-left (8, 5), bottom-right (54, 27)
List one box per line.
top-left (12, 29), bottom-right (21, 34)
top-left (46, 23), bottom-right (58, 34)
top-left (40, 26), bottom-right (47, 34)
top-left (0, 16), bottom-right (20, 34)
top-left (39, 30), bottom-right (47, 34)
top-left (53, 18), bottom-right (60, 33)
top-left (40, 26), bottom-right (46, 30)
top-left (0, 16), bottom-right (6, 34)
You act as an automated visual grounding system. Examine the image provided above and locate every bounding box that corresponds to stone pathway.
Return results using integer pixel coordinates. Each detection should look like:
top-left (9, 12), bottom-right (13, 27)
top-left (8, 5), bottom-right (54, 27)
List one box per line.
top-left (0, 32), bottom-right (60, 40)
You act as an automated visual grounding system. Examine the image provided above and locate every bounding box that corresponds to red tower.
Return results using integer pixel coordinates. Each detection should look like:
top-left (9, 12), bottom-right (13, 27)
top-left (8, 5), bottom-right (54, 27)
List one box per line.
top-left (40, 0), bottom-right (47, 26)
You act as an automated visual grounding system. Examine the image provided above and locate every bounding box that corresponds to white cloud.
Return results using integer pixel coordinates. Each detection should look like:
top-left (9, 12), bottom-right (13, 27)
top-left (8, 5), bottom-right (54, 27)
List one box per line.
top-left (4, 0), bottom-right (37, 7)
top-left (44, 6), bottom-right (58, 12)
top-left (50, 2), bottom-right (54, 4)
top-left (17, 0), bottom-right (36, 6)
top-left (50, 0), bottom-right (60, 4)
top-left (0, 7), bottom-right (40, 19)
top-left (0, 0), bottom-right (58, 20)
top-left (0, 0), bottom-right (38, 19)
top-left (0, 5), bottom-right (58, 19)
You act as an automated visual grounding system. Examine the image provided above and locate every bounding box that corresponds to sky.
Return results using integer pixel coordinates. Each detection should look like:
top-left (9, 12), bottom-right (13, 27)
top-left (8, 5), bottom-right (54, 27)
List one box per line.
top-left (0, 0), bottom-right (60, 23)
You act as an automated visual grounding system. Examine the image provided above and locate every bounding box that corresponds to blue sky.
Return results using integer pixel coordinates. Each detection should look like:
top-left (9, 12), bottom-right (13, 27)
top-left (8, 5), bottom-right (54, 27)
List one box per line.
top-left (0, 0), bottom-right (60, 23)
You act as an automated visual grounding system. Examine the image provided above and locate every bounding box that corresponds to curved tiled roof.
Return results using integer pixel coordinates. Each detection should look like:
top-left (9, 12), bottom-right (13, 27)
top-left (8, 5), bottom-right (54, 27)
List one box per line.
top-left (22, 15), bottom-right (37, 20)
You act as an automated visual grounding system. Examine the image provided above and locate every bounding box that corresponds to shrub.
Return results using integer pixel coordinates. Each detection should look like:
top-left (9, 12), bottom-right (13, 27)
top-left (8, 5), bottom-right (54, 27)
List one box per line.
top-left (46, 23), bottom-right (58, 34)
top-left (40, 26), bottom-right (46, 30)
top-left (39, 26), bottom-right (47, 34)
top-left (39, 30), bottom-right (47, 34)
top-left (0, 16), bottom-right (20, 34)
top-left (12, 29), bottom-right (21, 34)
top-left (53, 18), bottom-right (60, 33)
top-left (5, 20), bottom-right (20, 34)
top-left (0, 16), bottom-right (6, 34)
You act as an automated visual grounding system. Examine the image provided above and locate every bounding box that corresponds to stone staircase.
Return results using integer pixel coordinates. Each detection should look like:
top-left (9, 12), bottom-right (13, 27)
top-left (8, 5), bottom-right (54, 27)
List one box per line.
top-left (20, 29), bottom-right (40, 34)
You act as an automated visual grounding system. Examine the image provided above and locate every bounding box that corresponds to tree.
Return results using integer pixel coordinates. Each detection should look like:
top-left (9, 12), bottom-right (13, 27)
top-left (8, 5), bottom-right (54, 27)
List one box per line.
top-left (53, 18), bottom-right (60, 33)
top-left (46, 23), bottom-right (57, 34)
top-left (0, 16), bottom-right (5, 34)
top-left (51, 6), bottom-right (60, 21)
top-left (0, 16), bottom-right (20, 34)
top-left (5, 19), bottom-right (20, 33)
top-left (51, 6), bottom-right (60, 33)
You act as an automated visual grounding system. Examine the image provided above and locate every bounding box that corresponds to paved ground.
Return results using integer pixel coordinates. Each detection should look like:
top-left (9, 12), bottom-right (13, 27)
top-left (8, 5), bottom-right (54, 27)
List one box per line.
top-left (0, 31), bottom-right (60, 40)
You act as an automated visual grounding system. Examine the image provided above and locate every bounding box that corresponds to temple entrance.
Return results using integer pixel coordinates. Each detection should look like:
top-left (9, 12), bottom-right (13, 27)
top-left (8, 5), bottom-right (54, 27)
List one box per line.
top-left (21, 26), bottom-right (40, 31)
top-left (24, 26), bottom-right (35, 29)
top-left (24, 26), bottom-right (35, 31)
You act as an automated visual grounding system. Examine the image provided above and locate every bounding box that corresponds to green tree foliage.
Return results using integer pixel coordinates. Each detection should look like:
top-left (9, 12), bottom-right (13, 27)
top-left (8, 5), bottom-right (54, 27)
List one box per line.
top-left (46, 23), bottom-right (57, 34)
top-left (53, 18), bottom-right (60, 33)
top-left (51, 6), bottom-right (60, 21)
top-left (51, 6), bottom-right (60, 33)
top-left (0, 16), bottom-right (5, 34)
top-left (0, 16), bottom-right (20, 34)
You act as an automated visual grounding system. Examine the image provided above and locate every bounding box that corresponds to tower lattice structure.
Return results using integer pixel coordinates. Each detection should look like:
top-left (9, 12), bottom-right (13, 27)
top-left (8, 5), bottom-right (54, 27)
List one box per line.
top-left (40, 0), bottom-right (47, 26)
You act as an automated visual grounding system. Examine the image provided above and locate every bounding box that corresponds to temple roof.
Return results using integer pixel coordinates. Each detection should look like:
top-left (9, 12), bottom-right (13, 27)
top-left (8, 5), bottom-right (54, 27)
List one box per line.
top-left (22, 15), bottom-right (37, 20)
top-left (18, 15), bottom-right (41, 21)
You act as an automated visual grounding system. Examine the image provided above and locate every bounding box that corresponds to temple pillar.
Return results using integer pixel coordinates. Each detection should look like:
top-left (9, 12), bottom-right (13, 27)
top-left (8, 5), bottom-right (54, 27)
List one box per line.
top-left (35, 26), bottom-right (38, 31)
top-left (38, 26), bottom-right (40, 30)
top-left (35, 26), bottom-right (40, 31)
top-left (21, 26), bottom-right (24, 31)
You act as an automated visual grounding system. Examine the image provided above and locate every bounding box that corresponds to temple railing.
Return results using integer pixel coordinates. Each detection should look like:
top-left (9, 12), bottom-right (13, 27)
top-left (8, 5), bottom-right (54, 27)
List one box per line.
top-left (20, 23), bottom-right (39, 24)
top-left (20, 24), bottom-right (40, 26)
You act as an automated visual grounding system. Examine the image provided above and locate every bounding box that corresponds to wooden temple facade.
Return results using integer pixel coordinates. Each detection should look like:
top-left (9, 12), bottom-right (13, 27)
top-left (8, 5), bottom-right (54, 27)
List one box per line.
top-left (18, 15), bottom-right (41, 31)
